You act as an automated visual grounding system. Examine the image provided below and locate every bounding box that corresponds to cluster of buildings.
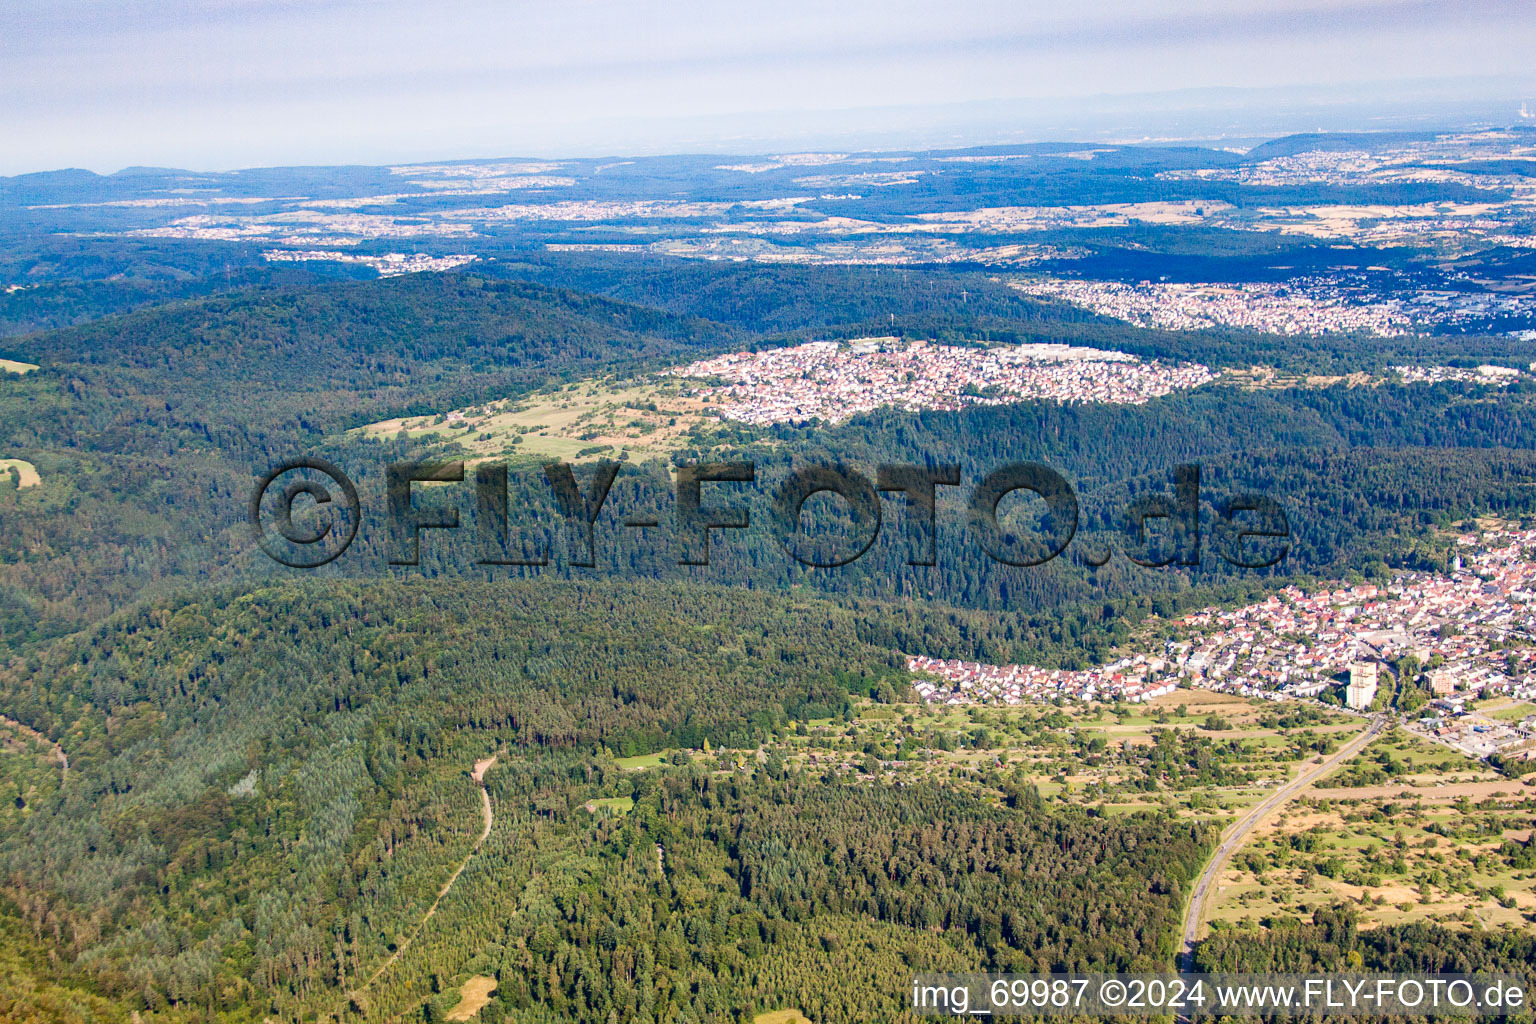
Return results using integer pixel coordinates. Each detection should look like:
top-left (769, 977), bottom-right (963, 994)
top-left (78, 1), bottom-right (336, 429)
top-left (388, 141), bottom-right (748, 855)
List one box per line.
top-left (1156, 142), bottom-right (1536, 192)
top-left (1391, 364), bottom-right (1521, 386)
top-left (1419, 709), bottom-right (1536, 760)
top-left (667, 339), bottom-right (1215, 425)
top-left (389, 160), bottom-right (575, 192)
top-left (1156, 149), bottom-right (1397, 189)
top-left (72, 127), bottom-right (1536, 280)
top-left (1151, 132), bottom-right (1536, 246)
top-left (912, 199), bottom-right (1223, 232)
top-left (1402, 288), bottom-right (1536, 330)
top-left (259, 250), bottom-right (479, 277)
top-left (1168, 529), bottom-right (1536, 707)
top-left (1013, 274), bottom-right (1536, 339)
top-left (461, 196), bottom-right (808, 224)
top-left (1012, 277), bottom-right (1416, 337)
top-left (907, 654), bottom-right (1178, 705)
top-left (648, 236), bottom-right (1086, 267)
top-left (906, 528), bottom-right (1536, 761)
top-left (133, 210), bottom-right (477, 242)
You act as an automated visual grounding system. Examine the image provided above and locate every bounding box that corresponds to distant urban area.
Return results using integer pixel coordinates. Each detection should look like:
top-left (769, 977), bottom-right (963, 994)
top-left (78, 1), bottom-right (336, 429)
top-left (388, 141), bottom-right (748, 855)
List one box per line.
top-left (1012, 275), bottom-right (1536, 338)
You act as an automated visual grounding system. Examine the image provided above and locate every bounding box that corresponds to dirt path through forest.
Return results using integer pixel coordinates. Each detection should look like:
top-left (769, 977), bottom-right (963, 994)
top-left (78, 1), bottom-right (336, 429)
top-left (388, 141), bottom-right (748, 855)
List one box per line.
top-left (336, 755), bottom-right (497, 1018)
top-left (0, 713), bottom-right (67, 780)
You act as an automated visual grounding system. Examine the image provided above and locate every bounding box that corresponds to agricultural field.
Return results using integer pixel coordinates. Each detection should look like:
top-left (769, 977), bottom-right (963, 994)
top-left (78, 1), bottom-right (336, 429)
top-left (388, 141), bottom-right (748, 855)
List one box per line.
top-left (613, 752), bottom-right (669, 770)
top-left (359, 377), bottom-right (718, 461)
top-left (1219, 367), bottom-right (1374, 391)
top-left (1207, 728), bottom-right (1536, 934)
top-left (0, 358), bottom-right (38, 374)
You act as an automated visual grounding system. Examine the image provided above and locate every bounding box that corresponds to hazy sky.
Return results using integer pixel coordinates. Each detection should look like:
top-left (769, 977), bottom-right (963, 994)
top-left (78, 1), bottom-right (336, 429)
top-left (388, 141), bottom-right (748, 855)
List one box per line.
top-left (3, 0), bottom-right (1535, 174)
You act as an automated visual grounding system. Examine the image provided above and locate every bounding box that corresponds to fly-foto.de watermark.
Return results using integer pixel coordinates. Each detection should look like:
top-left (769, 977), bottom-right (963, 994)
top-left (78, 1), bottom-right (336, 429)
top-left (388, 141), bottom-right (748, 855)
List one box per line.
top-left (248, 457), bottom-right (1290, 570)
top-left (909, 973), bottom-right (1528, 1016)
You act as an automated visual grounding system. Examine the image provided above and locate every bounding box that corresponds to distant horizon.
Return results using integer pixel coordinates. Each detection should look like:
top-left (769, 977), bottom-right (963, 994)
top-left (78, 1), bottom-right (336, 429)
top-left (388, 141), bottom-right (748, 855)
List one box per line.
top-left (5, 0), bottom-right (1535, 175)
top-left (6, 76), bottom-right (1536, 179)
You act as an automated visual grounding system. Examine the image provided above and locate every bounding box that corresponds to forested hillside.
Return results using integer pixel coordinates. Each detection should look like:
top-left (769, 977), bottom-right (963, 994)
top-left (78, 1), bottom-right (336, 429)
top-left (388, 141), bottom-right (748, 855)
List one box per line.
top-left (490, 255), bottom-right (1536, 372)
top-left (6, 264), bottom-right (1536, 649)
top-left (0, 579), bottom-right (1210, 1023)
top-left (0, 274), bottom-right (738, 642)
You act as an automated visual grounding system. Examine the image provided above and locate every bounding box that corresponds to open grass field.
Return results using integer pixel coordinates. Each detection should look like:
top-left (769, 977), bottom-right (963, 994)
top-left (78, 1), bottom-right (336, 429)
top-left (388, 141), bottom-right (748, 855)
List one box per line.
top-left (445, 975), bottom-right (498, 1022)
top-left (359, 377), bottom-right (718, 461)
top-left (614, 752), bottom-right (668, 770)
top-left (0, 358), bottom-right (38, 375)
top-left (753, 1011), bottom-right (812, 1024)
top-left (0, 459), bottom-right (40, 489)
top-left (1319, 728), bottom-right (1501, 789)
top-left (1483, 701), bottom-right (1536, 723)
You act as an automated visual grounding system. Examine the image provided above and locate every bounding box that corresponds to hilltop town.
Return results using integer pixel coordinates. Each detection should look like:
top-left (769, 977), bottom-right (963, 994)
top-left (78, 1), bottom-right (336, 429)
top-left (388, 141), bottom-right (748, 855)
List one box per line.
top-left (669, 338), bottom-right (1216, 425)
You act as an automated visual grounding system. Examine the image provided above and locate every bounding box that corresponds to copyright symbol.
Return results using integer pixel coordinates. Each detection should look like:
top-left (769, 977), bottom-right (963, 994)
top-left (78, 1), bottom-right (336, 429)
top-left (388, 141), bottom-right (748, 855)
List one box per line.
top-left (249, 457), bottom-right (360, 568)
top-left (1101, 980), bottom-right (1126, 1007)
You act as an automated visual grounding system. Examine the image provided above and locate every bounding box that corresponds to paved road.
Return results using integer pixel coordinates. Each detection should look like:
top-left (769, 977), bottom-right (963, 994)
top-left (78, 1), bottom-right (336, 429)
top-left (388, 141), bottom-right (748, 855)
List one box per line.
top-left (1177, 715), bottom-right (1386, 969)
